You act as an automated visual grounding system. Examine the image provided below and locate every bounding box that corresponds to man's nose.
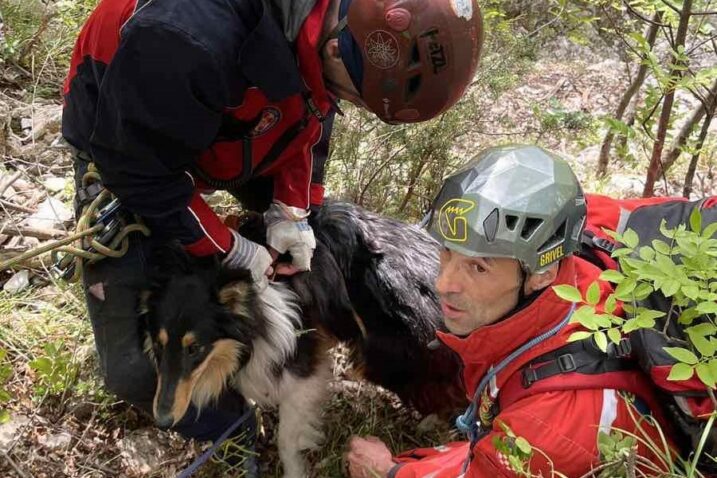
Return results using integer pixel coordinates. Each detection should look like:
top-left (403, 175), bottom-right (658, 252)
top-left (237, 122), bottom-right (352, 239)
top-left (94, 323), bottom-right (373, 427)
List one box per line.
top-left (436, 261), bottom-right (461, 295)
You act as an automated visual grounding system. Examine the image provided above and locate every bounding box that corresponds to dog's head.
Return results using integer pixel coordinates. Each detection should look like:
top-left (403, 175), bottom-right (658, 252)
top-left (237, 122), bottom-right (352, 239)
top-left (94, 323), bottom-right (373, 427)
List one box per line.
top-left (139, 245), bottom-right (263, 428)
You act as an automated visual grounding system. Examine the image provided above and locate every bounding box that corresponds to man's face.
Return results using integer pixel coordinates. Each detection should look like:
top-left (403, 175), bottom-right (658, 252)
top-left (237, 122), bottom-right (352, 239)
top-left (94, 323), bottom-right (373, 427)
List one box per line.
top-left (436, 248), bottom-right (523, 336)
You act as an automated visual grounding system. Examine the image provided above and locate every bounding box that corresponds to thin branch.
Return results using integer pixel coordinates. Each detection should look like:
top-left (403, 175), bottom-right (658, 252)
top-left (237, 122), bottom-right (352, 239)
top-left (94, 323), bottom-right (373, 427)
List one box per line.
top-left (623, 0), bottom-right (670, 26)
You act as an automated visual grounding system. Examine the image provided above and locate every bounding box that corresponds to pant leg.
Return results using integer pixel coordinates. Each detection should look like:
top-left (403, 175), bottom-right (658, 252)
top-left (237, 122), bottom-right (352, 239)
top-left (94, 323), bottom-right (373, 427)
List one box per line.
top-left (73, 158), bottom-right (258, 452)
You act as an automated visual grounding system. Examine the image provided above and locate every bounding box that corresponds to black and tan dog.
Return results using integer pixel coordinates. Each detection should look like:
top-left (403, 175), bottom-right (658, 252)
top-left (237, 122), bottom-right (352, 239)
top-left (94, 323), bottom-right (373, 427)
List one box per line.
top-left (140, 202), bottom-right (464, 477)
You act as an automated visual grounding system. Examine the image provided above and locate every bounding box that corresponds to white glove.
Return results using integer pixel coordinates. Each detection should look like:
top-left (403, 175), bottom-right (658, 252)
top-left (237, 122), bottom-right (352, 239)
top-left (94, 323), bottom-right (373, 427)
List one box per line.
top-left (264, 201), bottom-right (316, 271)
top-left (222, 230), bottom-right (273, 291)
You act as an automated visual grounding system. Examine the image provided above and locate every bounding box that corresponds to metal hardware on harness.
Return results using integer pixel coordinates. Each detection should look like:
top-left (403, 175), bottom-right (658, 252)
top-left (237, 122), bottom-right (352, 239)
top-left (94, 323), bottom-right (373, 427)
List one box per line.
top-left (0, 163), bottom-right (150, 281)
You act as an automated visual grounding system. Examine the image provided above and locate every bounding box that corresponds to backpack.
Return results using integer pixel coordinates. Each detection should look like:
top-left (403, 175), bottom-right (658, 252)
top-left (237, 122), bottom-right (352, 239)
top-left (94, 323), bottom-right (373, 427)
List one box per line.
top-left (501, 194), bottom-right (717, 472)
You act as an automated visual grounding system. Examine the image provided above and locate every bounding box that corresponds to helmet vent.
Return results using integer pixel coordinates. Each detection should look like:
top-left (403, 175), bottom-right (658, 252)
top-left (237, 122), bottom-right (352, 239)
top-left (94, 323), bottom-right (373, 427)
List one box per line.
top-left (505, 215), bottom-right (519, 231)
top-left (538, 219), bottom-right (567, 253)
top-left (483, 208), bottom-right (499, 242)
top-left (410, 41), bottom-right (421, 67)
top-left (405, 74), bottom-right (422, 103)
top-left (520, 217), bottom-right (544, 240)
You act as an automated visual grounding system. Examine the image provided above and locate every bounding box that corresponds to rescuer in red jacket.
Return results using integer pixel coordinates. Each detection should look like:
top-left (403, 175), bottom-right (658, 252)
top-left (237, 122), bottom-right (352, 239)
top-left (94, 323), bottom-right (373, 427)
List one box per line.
top-left (346, 145), bottom-right (669, 478)
top-left (61, 0), bottom-right (484, 469)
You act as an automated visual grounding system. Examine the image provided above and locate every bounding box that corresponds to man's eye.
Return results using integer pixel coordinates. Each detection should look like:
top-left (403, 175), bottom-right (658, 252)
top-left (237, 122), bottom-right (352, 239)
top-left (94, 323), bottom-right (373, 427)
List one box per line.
top-left (470, 263), bottom-right (485, 273)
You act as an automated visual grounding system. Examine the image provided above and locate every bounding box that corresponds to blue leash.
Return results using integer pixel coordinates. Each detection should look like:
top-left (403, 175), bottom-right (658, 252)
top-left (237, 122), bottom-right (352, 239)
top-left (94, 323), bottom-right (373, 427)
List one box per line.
top-left (176, 405), bottom-right (256, 478)
top-left (456, 302), bottom-right (576, 471)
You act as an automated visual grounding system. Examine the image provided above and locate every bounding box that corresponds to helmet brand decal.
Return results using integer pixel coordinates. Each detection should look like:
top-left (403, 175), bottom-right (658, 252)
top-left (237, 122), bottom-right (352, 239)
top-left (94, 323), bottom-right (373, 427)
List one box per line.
top-left (438, 198), bottom-right (476, 242)
top-left (420, 29), bottom-right (448, 74)
top-left (539, 243), bottom-right (565, 268)
top-left (249, 107), bottom-right (281, 137)
top-left (365, 30), bottom-right (400, 69)
top-left (451, 0), bottom-right (474, 20)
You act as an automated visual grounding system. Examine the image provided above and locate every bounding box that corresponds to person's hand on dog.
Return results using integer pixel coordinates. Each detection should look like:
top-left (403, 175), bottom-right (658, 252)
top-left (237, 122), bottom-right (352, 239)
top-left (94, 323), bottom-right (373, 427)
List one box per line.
top-left (264, 201), bottom-right (316, 271)
top-left (268, 248), bottom-right (302, 277)
top-left (222, 230), bottom-right (273, 291)
top-left (344, 436), bottom-right (394, 478)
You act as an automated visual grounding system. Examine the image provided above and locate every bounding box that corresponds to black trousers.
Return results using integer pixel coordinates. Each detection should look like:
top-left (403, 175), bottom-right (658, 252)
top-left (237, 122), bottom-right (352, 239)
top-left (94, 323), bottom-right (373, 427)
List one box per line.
top-left (73, 158), bottom-right (256, 444)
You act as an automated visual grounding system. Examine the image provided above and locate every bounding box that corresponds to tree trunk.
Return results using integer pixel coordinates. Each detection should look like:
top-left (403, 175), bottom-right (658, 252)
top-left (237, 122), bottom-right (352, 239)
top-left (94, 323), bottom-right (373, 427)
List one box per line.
top-left (597, 13), bottom-right (661, 177)
top-left (664, 77), bottom-right (717, 173)
top-left (643, 0), bottom-right (694, 197)
top-left (683, 111), bottom-right (715, 198)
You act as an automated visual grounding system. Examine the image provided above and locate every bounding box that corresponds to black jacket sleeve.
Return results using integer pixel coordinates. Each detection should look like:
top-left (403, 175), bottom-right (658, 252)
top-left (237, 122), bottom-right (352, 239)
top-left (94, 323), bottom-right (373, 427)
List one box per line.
top-left (89, 19), bottom-right (230, 248)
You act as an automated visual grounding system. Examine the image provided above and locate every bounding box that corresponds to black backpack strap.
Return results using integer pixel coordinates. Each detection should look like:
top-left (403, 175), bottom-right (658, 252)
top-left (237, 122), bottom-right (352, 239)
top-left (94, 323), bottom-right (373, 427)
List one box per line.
top-left (522, 337), bottom-right (634, 388)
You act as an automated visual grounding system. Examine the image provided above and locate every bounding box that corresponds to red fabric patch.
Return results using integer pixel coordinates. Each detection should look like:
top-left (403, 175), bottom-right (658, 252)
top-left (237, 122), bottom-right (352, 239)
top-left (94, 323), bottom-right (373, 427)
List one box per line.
top-left (702, 197), bottom-right (717, 209)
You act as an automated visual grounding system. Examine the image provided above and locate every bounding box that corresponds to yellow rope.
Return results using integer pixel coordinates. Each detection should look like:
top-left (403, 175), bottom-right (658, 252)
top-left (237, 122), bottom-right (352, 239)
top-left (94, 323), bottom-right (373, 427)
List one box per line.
top-left (1, 164), bottom-right (150, 281)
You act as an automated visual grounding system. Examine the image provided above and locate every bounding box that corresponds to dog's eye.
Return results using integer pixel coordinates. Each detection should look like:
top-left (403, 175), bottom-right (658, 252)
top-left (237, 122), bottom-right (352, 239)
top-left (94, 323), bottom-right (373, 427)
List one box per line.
top-left (186, 344), bottom-right (202, 357)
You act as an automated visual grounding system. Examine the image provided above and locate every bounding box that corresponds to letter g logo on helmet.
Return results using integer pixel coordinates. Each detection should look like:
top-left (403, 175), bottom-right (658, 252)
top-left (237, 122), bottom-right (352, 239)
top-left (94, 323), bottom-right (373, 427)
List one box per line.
top-left (438, 198), bottom-right (475, 242)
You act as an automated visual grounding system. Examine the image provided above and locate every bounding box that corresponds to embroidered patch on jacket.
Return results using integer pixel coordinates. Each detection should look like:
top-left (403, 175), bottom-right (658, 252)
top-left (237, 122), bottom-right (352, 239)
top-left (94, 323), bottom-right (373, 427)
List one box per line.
top-left (249, 107), bottom-right (282, 137)
top-left (365, 30), bottom-right (400, 69)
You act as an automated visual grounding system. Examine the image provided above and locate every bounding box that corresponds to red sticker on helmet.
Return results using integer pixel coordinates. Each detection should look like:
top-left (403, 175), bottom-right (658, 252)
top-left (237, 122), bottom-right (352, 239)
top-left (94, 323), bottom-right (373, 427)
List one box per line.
top-left (364, 30), bottom-right (400, 69)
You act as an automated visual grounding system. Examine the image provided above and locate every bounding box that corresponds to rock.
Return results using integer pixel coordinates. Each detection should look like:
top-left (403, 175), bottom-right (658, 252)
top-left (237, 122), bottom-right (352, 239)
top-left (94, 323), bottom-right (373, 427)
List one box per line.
top-left (38, 430), bottom-right (72, 450)
top-left (3, 270), bottom-right (30, 294)
top-left (43, 176), bottom-right (68, 193)
top-left (0, 414), bottom-right (30, 451)
top-left (25, 196), bottom-right (72, 229)
top-left (119, 428), bottom-right (173, 477)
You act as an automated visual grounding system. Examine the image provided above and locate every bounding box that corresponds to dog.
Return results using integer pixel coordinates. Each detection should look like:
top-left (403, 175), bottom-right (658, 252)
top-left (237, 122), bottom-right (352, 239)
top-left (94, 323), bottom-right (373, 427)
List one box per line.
top-left (140, 202), bottom-right (464, 477)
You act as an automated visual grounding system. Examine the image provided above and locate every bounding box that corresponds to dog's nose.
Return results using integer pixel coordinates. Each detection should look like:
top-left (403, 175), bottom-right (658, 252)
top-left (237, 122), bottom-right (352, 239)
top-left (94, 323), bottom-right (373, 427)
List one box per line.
top-left (155, 413), bottom-right (174, 430)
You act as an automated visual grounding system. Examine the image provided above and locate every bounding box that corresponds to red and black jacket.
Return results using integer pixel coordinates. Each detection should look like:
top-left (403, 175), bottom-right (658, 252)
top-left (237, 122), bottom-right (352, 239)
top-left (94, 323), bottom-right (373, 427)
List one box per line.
top-left (62, 0), bottom-right (336, 256)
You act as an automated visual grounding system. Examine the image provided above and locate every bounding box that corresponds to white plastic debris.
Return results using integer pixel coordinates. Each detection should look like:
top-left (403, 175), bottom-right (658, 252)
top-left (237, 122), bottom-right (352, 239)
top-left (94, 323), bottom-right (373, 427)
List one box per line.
top-left (26, 197), bottom-right (72, 229)
top-left (3, 270), bottom-right (30, 294)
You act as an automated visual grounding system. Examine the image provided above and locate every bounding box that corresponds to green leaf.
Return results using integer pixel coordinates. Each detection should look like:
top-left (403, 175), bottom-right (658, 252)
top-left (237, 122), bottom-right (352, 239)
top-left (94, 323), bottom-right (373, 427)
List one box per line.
top-left (612, 248), bottom-right (633, 258)
top-left (652, 239), bottom-right (672, 255)
top-left (515, 437), bottom-right (532, 455)
top-left (607, 328), bottom-right (622, 345)
top-left (553, 285), bottom-right (583, 303)
top-left (586, 282), bottom-right (601, 306)
top-left (633, 283), bottom-right (653, 300)
top-left (687, 323), bottom-right (717, 337)
top-left (623, 318), bottom-right (642, 333)
top-left (696, 363), bottom-right (716, 388)
top-left (709, 360), bottom-right (717, 385)
top-left (690, 207), bottom-right (702, 233)
top-left (30, 357), bottom-right (53, 375)
top-left (662, 279), bottom-right (680, 297)
top-left (703, 222), bottom-right (717, 239)
top-left (594, 331), bottom-right (608, 352)
top-left (614, 278), bottom-right (637, 300)
top-left (667, 362), bottom-right (695, 381)
top-left (594, 314), bottom-right (612, 328)
top-left (568, 331), bottom-right (593, 342)
top-left (638, 246), bottom-right (655, 261)
top-left (0, 410), bottom-right (9, 425)
top-left (660, 220), bottom-right (677, 240)
top-left (696, 302), bottom-right (717, 314)
top-left (679, 307), bottom-right (701, 325)
top-left (622, 229), bottom-right (639, 249)
top-left (690, 334), bottom-right (716, 358)
top-left (683, 285), bottom-right (700, 300)
top-left (604, 294), bottom-right (617, 315)
top-left (664, 347), bottom-right (699, 365)
top-left (571, 305), bottom-right (598, 329)
top-left (599, 269), bottom-right (624, 283)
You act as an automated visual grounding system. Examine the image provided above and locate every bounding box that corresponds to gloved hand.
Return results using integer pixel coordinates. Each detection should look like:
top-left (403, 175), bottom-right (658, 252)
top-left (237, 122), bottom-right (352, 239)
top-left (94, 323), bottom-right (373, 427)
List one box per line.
top-left (222, 229), bottom-right (273, 291)
top-left (264, 201), bottom-right (316, 271)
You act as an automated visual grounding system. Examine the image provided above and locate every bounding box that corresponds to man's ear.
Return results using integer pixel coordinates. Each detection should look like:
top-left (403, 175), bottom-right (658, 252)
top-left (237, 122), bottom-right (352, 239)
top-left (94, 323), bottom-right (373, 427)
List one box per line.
top-left (524, 262), bottom-right (560, 295)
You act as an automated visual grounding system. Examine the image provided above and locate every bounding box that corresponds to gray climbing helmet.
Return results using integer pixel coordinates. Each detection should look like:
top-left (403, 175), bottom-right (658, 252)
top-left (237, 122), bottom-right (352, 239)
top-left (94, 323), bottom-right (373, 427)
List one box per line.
top-left (427, 145), bottom-right (587, 273)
